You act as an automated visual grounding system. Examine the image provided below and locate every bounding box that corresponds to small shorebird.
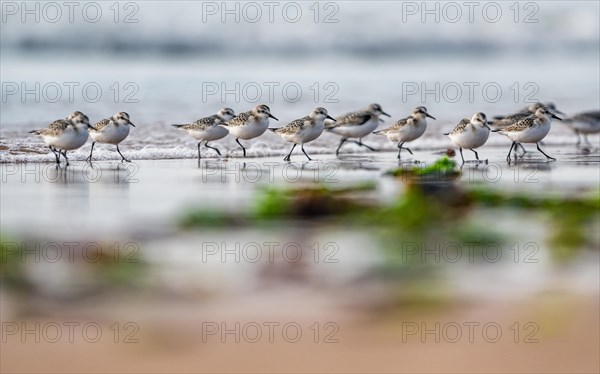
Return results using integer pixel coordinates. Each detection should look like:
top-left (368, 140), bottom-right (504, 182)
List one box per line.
top-left (222, 104), bottom-right (278, 157)
top-left (444, 112), bottom-right (490, 163)
top-left (561, 110), bottom-right (600, 146)
top-left (493, 102), bottom-right (564, 122)
top-left (493, 107), bottom-right (561, 162)
top-left (372, 106), bottom-right (435, 159)
top-left (269, 107), bottom-right (335, 161)
top-left (325, 103), bottom-right (390, 155)
top-left (30, 111), bottom-right (91, 166)
top-left (87, 112), bottom-right (136, 162)
top-left (172, 108), bottom-right (234, 159)
top-left (491, 102), bottom-right (563, 155)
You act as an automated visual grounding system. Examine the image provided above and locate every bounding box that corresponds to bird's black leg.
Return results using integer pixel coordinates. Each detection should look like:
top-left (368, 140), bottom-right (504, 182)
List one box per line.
top-left (506, 141), bottom-right (516, 162)
top-left (301, 144), bottom-right (312, 161)
top-left (459, 148), bottom-right (465, 164)
top-left (60, 150), bottom-right (69, 166)
top-left (197, 142), bottom-right (202, 159)
top-left (397, 142), bottom-right (414, 159)
top-left (49, 146), bottom-right (60, 164)
top-left (284, 144), bottom-right (296, 161)
top-left (471, 149), bottom-right (479, 161)
top-left (86, 142), bottom-right (95, 162)
top-left (117, 145), bottom-right (131, 162)
top-left (335, 138), bottom-right (347, 156)
top-left (536, 143), bottom-right (556, 161)
top-left (354, 138), bottom-right (377, 151)
top-left (235, 138), bottom-right (246, 157)
top-left (204, 141), bottom-right (221, 156)
top-left (516, 142), bottom-right (527, 156)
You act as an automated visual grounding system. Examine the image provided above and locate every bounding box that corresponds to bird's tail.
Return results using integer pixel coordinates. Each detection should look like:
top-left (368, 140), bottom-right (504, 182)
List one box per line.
top-left (171, 124), bottom-right (186, 128)
top-left (29, 130), bottom-right (41, 135)
top-left (268, 128), bottom-right (278, 132)
top-left (372, 129), bottom-right (385, 135)
top-left (491, 128), bottom-right (502, 133)
top-left (443, 132), bottom-right (450, 136)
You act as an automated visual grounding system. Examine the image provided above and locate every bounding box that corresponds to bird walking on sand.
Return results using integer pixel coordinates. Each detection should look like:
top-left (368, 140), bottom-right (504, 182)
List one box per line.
top-left (373, 106), bottom-right (435, 159)
top-left (30, 111), bottom-right (92, 166)
top-left (325, 103), bottom-right (390, 155)
top-left (493, 107), bottom-right (561, 162)
top-left (87, 112), bottom-right (136, 162)
top-left (561, 110), bottom-right (600, 146)
top-left (444, 112), bottom-right (490, 164)
top-left (270, 107), bottom-right (335, 161)
top-left (172, 108), bottom-right (234, 159)
top-left (222, 104), bottom-right (278, 157)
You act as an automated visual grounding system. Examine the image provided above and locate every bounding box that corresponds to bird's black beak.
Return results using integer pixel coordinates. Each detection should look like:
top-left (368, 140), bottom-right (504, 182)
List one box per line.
top-left (128, 121), bottom-right (136, 127)
top-left (326, 115), bottom-right (336, 122)
top-left (269, 114), bottom-right (279, 121)
top-left (551, 114), bottom-right (562, 121)
top-left (381, 111), bottom-right (391, 117)
top-left (426, 113), bottom-right (436, 120)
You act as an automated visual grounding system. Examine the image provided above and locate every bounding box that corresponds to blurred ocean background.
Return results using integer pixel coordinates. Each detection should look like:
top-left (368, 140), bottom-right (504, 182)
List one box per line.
top-left (1, 1), bottom-right (599, 161)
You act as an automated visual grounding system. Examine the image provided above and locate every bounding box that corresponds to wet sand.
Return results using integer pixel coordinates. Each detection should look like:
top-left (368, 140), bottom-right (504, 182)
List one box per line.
top-left (1, 146), bottom-right (599, 373)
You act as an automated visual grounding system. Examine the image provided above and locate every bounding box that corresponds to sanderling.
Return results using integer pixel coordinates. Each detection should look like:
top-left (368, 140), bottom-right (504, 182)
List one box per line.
top-left (87, 112), bottom-right (136, 162)
top-left (30, 111), bottom-right (92, 166)
top-left (325, 103), bottom-right (390, 155)
top-left (172, 108), bottom-right (234, 159)
top-left (222, 104), bottom-right (278, 157)
top-left (269, 107), bottom-right (335, 161)
top-left (444, 112), bottom-right (490, 164)
top-left (492, 102), bottom-right (564, 125)
top-left (493, 107), bottom-right (561, 162)
top-left (372, 106), bottom-right (435, 159)
top-left (490, 103), bottom-right (561, 155)
top-left (562, 110), bottom-right (600, 146)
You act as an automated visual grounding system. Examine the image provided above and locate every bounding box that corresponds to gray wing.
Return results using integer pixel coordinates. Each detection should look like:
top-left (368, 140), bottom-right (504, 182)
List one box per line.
top-left (91, 118), bottom-right (111, 132)
top-left (225, 111), bottom-right (253, 127)
top-left (30, 119), bottom-right (70, 136)
top-left (491, 112), bottom-right (528, 127)
top-left (502, 115), bottom-right (535, 132)
top-left (176, 115), bottom-right (221, 131)
top-left (571, 111), bottom-right (600, 123)
top-left (274, 116), bottom-right (309, 135)
top-left (448, 118), bottom-right (470, 135)
top-left (374, 117), bottom-right (411, 134)
top-left (327, 111), bottom-right (372, 129)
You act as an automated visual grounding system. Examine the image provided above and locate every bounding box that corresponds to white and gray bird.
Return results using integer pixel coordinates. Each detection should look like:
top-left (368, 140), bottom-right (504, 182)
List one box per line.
top-left (30, 111), bottom-right (92, 166)
top-left (492, 102), bottom-right (564, 127)
top-left (493, 107), bottom-right (562, 162)
top-left (269, 107), bottom-right (335, 161)
top-left (444, 112), bottom-right (490, 163)
top-left (325, 103), bottom-right (390, 155)
top-left (561, 110), bottom-right (600, 146)
top-left (373, 106), bottom-right (435, 159)
top-left (222, 104), bottom-right (278, 157)
top-left (87, 112), bottom-right (135, 162)
top-left (172, 108), bottom-right (235, 159)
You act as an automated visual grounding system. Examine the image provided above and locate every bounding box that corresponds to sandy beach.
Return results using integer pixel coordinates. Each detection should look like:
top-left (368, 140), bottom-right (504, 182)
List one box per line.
top-left (1, 146), bottom-right (599, 373)
top-left (2, 1), bottom-right (599, 372)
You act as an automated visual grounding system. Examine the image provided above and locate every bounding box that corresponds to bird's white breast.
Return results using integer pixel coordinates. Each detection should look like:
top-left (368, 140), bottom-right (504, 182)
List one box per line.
top-left (91, 123), bottom-right (130, 144)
